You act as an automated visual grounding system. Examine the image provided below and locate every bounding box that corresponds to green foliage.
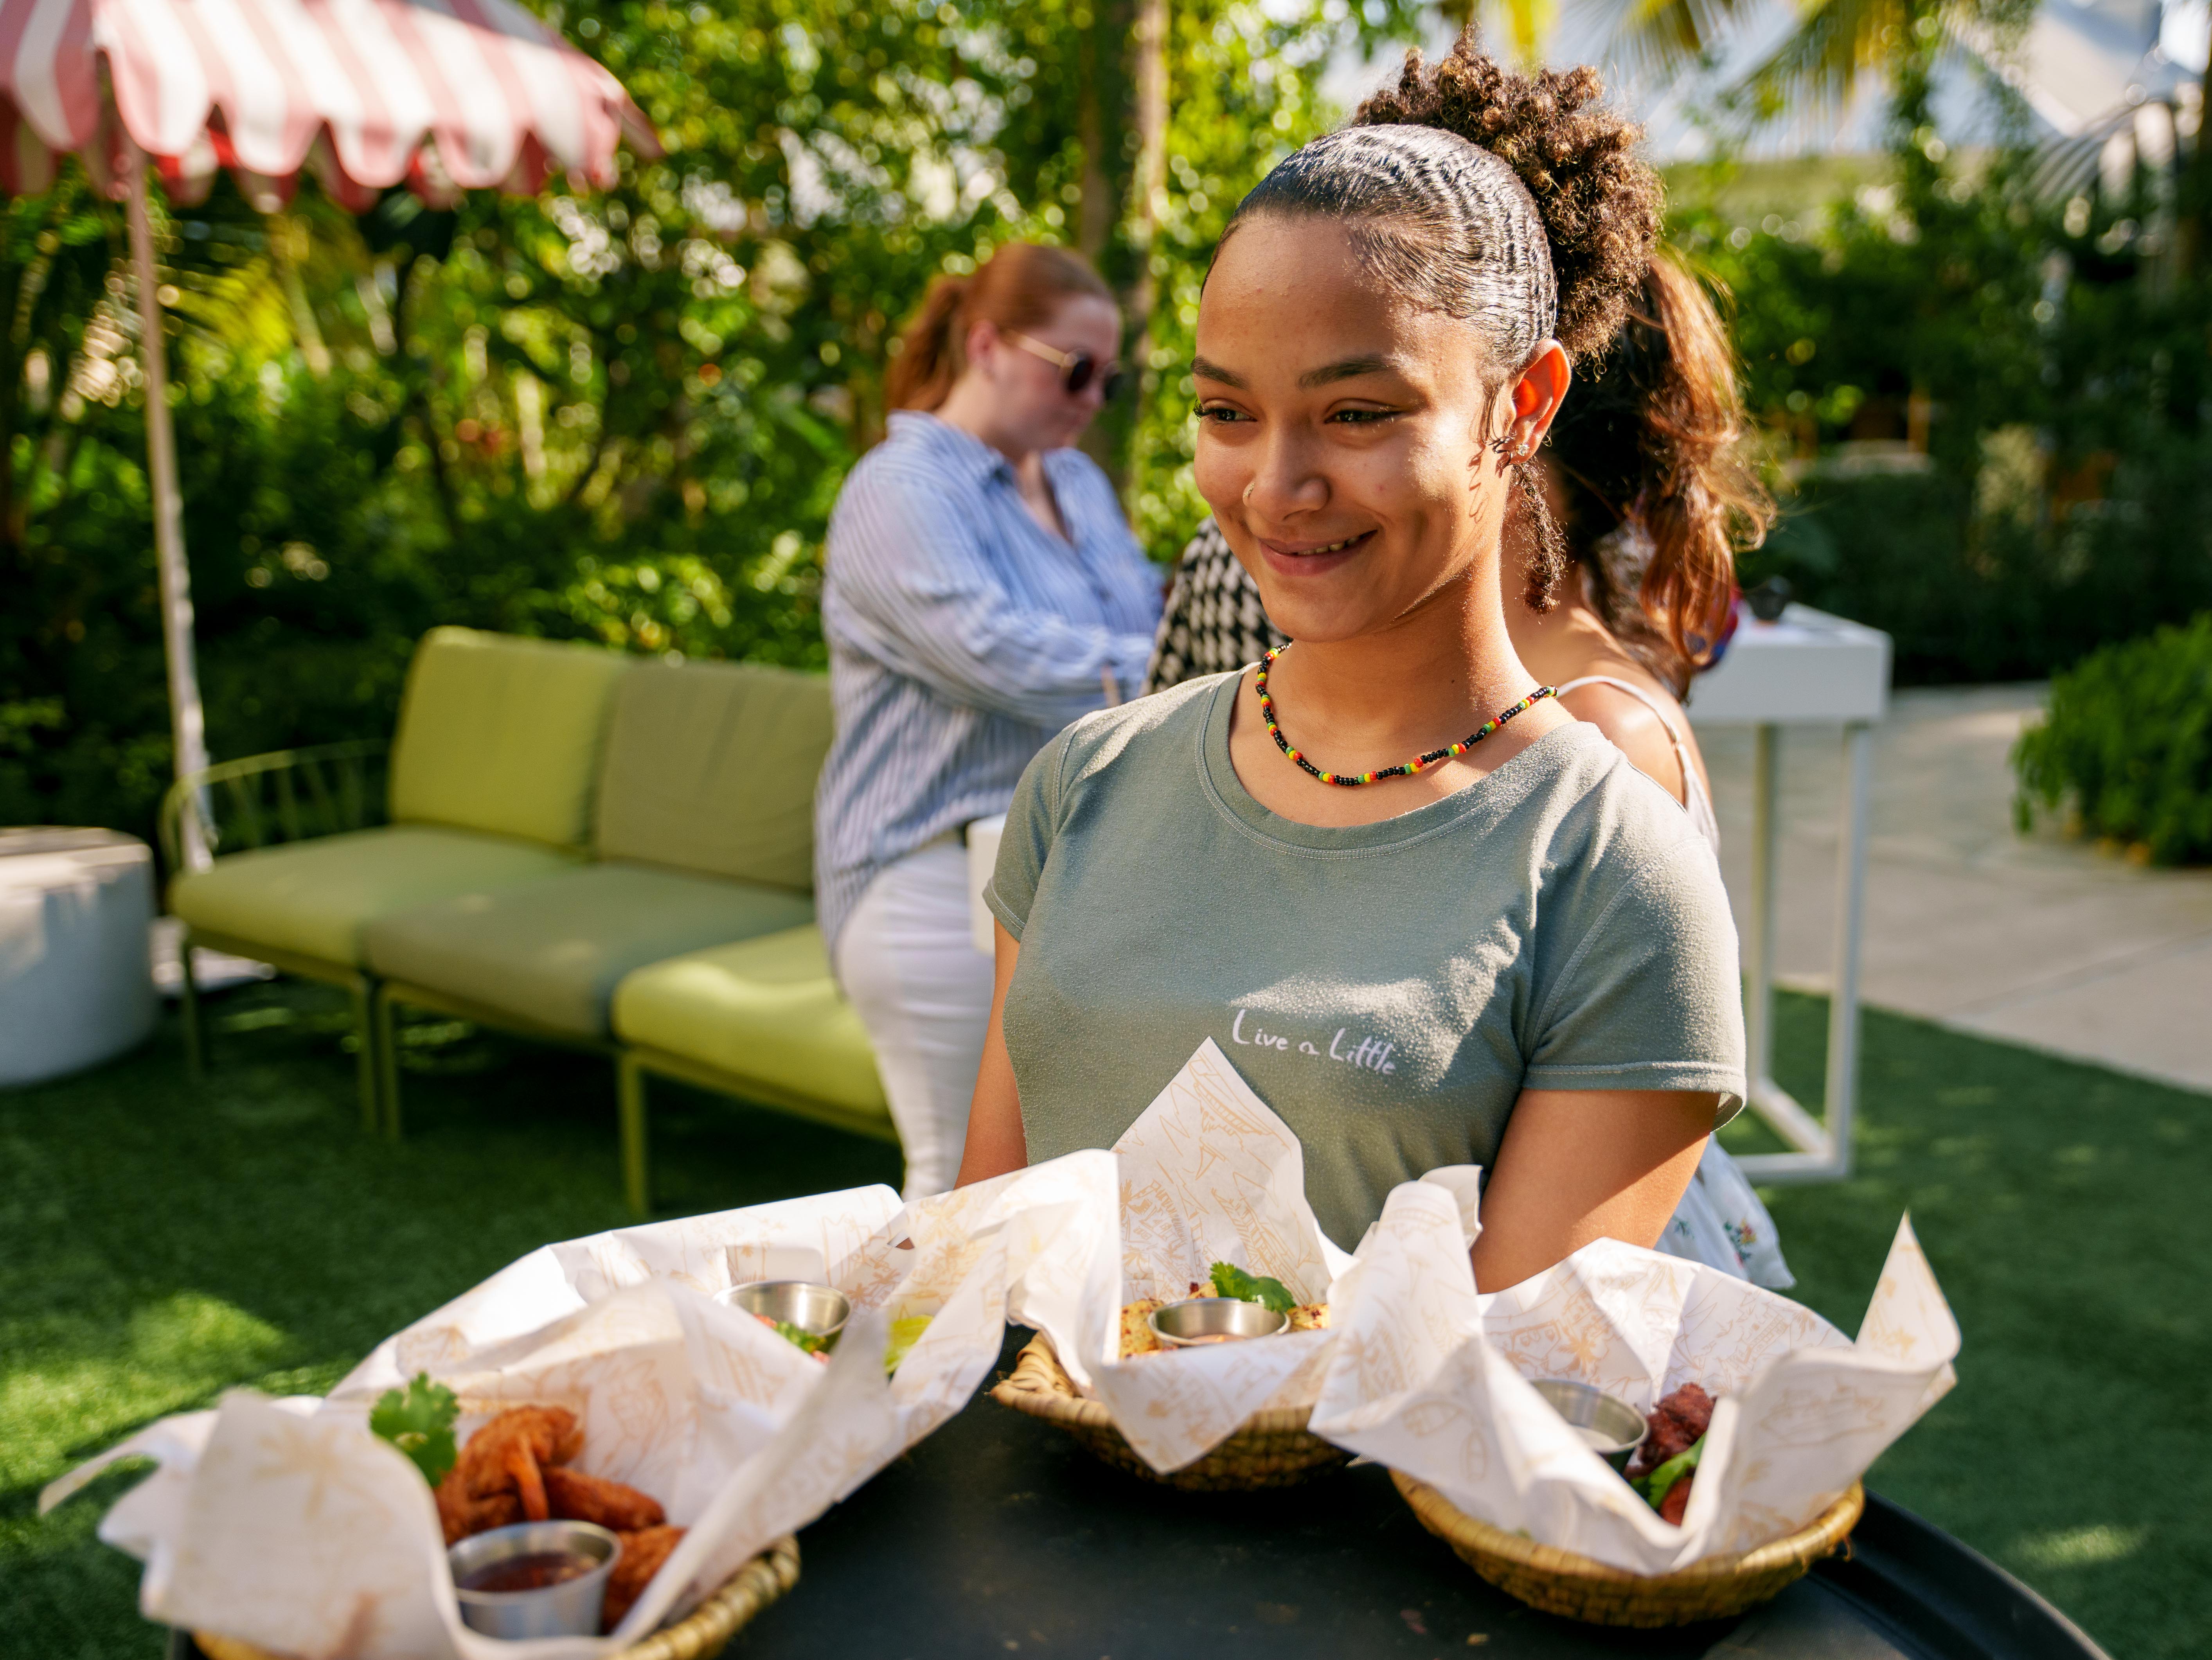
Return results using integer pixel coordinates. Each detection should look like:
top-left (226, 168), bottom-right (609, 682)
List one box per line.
top-left (370, 1373), bottom-right (461, 1486)
top-left (2012, 614), bottom-right (2212, 866)
top-left (1674, 62), bottom-right (2212, 684)
top-left (0, 0), bottom-right (1405, 848)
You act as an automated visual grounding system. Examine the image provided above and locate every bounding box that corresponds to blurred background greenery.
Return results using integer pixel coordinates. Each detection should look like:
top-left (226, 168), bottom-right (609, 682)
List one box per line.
top-left (0, 0), bottom-right (2208, 850)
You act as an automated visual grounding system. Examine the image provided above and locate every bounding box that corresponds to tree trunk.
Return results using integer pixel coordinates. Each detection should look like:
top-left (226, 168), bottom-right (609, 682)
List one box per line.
top-left (1075, 20), bottom-right (1117, 264)
top-left (2180, 66), bottom-right (2209, 278)
top-left (1126, 0), bottom-right (1169, 374)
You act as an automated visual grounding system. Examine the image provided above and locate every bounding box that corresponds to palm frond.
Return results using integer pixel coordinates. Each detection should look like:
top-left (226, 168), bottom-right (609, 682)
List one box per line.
top-left (1733, 0), bottom-right (1913, 124)
top-left (1601, 0), bottom-right (1761, 85)
top-left (1496, 0), bottom-right (1559, 65)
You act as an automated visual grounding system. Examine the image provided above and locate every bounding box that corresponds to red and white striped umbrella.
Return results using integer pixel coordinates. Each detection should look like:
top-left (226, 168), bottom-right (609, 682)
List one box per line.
top-left (0, 0), bottom-right (654, 202)
top-left (0, 0), bottom-right (657, 869)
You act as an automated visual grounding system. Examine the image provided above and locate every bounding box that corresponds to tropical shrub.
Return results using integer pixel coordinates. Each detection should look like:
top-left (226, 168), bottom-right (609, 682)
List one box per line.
top-left (2013, 615), bottom-right (2212, 866)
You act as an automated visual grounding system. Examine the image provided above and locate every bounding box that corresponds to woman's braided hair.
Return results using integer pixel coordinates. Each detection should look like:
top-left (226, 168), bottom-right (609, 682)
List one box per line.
top-left (1219, 32), bottom-right (1663, 609)
top-left (1351, 40), bottom-right (1663, 366)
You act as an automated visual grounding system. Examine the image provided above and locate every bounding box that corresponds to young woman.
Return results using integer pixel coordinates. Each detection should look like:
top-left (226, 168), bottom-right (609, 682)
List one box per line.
top-left (956, 41), bottom-right (1748, 1291)
top-left (815, 243), bottom-right (1162, 1200)
top-left (1141, 250), bottom-right (1793, 1286)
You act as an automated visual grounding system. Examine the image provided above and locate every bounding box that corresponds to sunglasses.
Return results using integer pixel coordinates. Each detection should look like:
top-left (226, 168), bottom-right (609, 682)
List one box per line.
top-left (1008, 331), bottom-right (1127, 400)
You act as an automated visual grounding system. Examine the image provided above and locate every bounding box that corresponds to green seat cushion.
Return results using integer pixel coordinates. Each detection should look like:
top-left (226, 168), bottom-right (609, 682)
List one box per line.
top-left (362, 863), bottom-right (815, 1040)
top-left (169, 826), bottom-right (577, 968)
top-left (592, 659), bottom-right (832, 890)
top-left (611, 925), bottom-right (888, 1124)
top-left (390, 627), bottom-right (628, 851)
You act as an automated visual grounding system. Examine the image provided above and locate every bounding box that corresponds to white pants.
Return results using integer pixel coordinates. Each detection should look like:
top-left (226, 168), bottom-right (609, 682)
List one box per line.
top-left (835, 838), bottom-right (995, 1200)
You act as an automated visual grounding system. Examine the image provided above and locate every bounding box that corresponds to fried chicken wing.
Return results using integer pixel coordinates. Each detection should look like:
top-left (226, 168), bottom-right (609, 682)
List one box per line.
top-left (434, 1476), bottom-right (521, 1546)
top-left (449, 1405), bottom-right (583, 1523)
top-left (544, 1466), bottom-right (666, 1531)
top-left (1627, 1383), bottom-right (1714, 1480)
top-left (601, 1525), bottom-right (686, 1631)
top-left (1658, 1471), bottom-right (1695, 1526)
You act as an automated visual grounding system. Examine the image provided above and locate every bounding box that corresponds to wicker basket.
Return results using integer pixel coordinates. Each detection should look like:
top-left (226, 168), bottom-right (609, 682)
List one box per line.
top-left (1393, 1471), bottom-right (1863, 1628)
top-left (990, 1333), bottom-right (1349, 1491)
top-left (192, 1534), bottom-right (801, 1660)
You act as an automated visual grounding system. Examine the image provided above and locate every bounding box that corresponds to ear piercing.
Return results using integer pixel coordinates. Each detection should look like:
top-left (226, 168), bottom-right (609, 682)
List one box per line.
top-left (1491, 431), bottom-right (1537, 464)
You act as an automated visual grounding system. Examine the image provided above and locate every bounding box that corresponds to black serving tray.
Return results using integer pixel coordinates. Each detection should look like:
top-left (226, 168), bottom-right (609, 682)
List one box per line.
top-left (168, 1331), bottom-right (2107, 1660)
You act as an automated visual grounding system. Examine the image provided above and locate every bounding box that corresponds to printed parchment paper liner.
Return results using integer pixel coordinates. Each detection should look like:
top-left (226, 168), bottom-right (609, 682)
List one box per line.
top-left (1310, 1173), bottom-right (1960, 1576)
top-left (41, 1160), bottom-right (1120, 1660)
top-left (1012, 1038), bottom-right (1356, 1475)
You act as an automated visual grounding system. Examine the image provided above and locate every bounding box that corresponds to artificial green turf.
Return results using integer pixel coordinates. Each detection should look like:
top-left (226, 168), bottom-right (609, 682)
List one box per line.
top-left (2, 984), bottom-right (2204, 1658)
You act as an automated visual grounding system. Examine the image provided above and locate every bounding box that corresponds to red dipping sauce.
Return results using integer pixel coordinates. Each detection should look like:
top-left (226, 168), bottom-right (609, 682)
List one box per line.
top-left (457, 1550), bottom-right (596, 1594)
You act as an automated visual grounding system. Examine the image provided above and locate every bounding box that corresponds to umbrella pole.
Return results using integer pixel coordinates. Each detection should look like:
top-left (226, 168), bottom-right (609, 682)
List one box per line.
top-left (123, 147), bottom-right (210, 871)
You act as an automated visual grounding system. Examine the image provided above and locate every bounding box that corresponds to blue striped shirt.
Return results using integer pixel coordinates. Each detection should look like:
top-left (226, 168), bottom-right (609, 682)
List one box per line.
top-left (814, 411), bottom-right (1162, 955)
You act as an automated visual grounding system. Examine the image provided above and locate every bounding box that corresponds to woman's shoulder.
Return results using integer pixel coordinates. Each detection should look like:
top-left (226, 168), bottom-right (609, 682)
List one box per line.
top-left (1042, 441), bottom-right (1117, 492)
top-left (843, 413), bottom-right (992, 498)
top-left (1005, 672), bottom-right (1228, 831)
top-left (1054, 671), bottom-right (1234, 784)
top-left (1524, 721), bottom-right (1716, 884)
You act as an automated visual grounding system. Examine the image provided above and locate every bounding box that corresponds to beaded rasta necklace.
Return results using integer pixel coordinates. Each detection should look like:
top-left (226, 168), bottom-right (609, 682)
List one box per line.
top-left (1252, 645), bottom-right (1557, 788)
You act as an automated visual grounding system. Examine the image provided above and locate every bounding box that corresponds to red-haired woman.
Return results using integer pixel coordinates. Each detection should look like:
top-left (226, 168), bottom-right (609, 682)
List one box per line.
top-left (816, 243), bottom-right (1162, 1200)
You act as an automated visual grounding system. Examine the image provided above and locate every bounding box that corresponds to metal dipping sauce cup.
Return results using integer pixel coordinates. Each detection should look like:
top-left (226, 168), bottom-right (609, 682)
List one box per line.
top-left (1147, 1297), bottom-right (1289, 1347)
top-left (449, 1519), bottom-right (620, 1639)
top-left (715, 1280), bottom-right (851, 1349)
top-left (1530, 1378), bottom-right (1648, 1470)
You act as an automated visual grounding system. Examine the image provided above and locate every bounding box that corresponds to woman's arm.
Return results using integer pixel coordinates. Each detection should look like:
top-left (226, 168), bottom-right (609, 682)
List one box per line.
top-left (1469, 1087), bottom-right (1714, 1292)
top-left (832, 469), bottom-right (1154, 726)
top-left (954, 922), bottom-right (1030, 1186)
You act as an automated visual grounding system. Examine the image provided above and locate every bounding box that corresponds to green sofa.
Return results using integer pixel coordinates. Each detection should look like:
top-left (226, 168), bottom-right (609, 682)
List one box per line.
top-left (164, 627), bottom-right (892, 1211)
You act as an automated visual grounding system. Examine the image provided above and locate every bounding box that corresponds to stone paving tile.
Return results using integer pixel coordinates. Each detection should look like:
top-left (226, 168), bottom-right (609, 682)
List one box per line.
top-left (1692, 684), bottom-right (2212, 1094)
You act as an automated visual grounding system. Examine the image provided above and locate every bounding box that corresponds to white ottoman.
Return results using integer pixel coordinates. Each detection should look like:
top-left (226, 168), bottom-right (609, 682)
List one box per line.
top-left (0, 828), bottom-right (158, 1087)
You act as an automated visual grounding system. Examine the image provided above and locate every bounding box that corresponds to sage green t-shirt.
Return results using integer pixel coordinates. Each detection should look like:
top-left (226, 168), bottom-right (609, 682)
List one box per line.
top-left (983, 670), bottom-right (1747, 1250)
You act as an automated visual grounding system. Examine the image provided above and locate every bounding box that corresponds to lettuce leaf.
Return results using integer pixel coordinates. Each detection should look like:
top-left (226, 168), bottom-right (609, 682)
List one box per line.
top-left (1633, 1433), bottom-right (1705, 1511)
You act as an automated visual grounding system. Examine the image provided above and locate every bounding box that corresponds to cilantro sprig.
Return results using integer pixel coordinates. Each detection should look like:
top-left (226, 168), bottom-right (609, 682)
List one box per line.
top-left (369, 1373), bottom-right (460, 1487)
top-left (771, 1318), bottom-right (831, 1355)
top-left (1208, 1261), bottom-right (1297, 1315)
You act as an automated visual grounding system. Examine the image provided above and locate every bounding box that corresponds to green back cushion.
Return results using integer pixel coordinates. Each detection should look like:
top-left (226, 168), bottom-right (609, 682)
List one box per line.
top-left (388, 628), bottom-right (627, 850)
top-left (593, 659), bottom-right (833, 891)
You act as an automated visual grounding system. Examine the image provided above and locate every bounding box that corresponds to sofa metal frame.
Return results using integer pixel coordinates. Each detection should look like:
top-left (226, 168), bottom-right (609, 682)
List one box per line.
top-left (617, 1047), bottom-right (900, 1216)
top-left (161, 740), bottom-right (392, 1131)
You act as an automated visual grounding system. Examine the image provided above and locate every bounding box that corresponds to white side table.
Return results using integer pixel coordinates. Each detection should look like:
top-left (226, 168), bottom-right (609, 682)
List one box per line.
top-left (1689, 605), bottom-right (1892, 1182)
top-left (0, 827), bottom-right (158, 1087)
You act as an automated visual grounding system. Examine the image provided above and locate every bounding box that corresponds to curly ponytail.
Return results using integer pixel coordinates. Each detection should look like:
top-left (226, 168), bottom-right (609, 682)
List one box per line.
top-left (886, 243), bottom-right (1114, 414)
top-left (1351, 41), bottom-right (1662, 367)
top-left (1549, 251), bottom-right (1775, 695)
top-left (885, 274), bottom-right (974, 413)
